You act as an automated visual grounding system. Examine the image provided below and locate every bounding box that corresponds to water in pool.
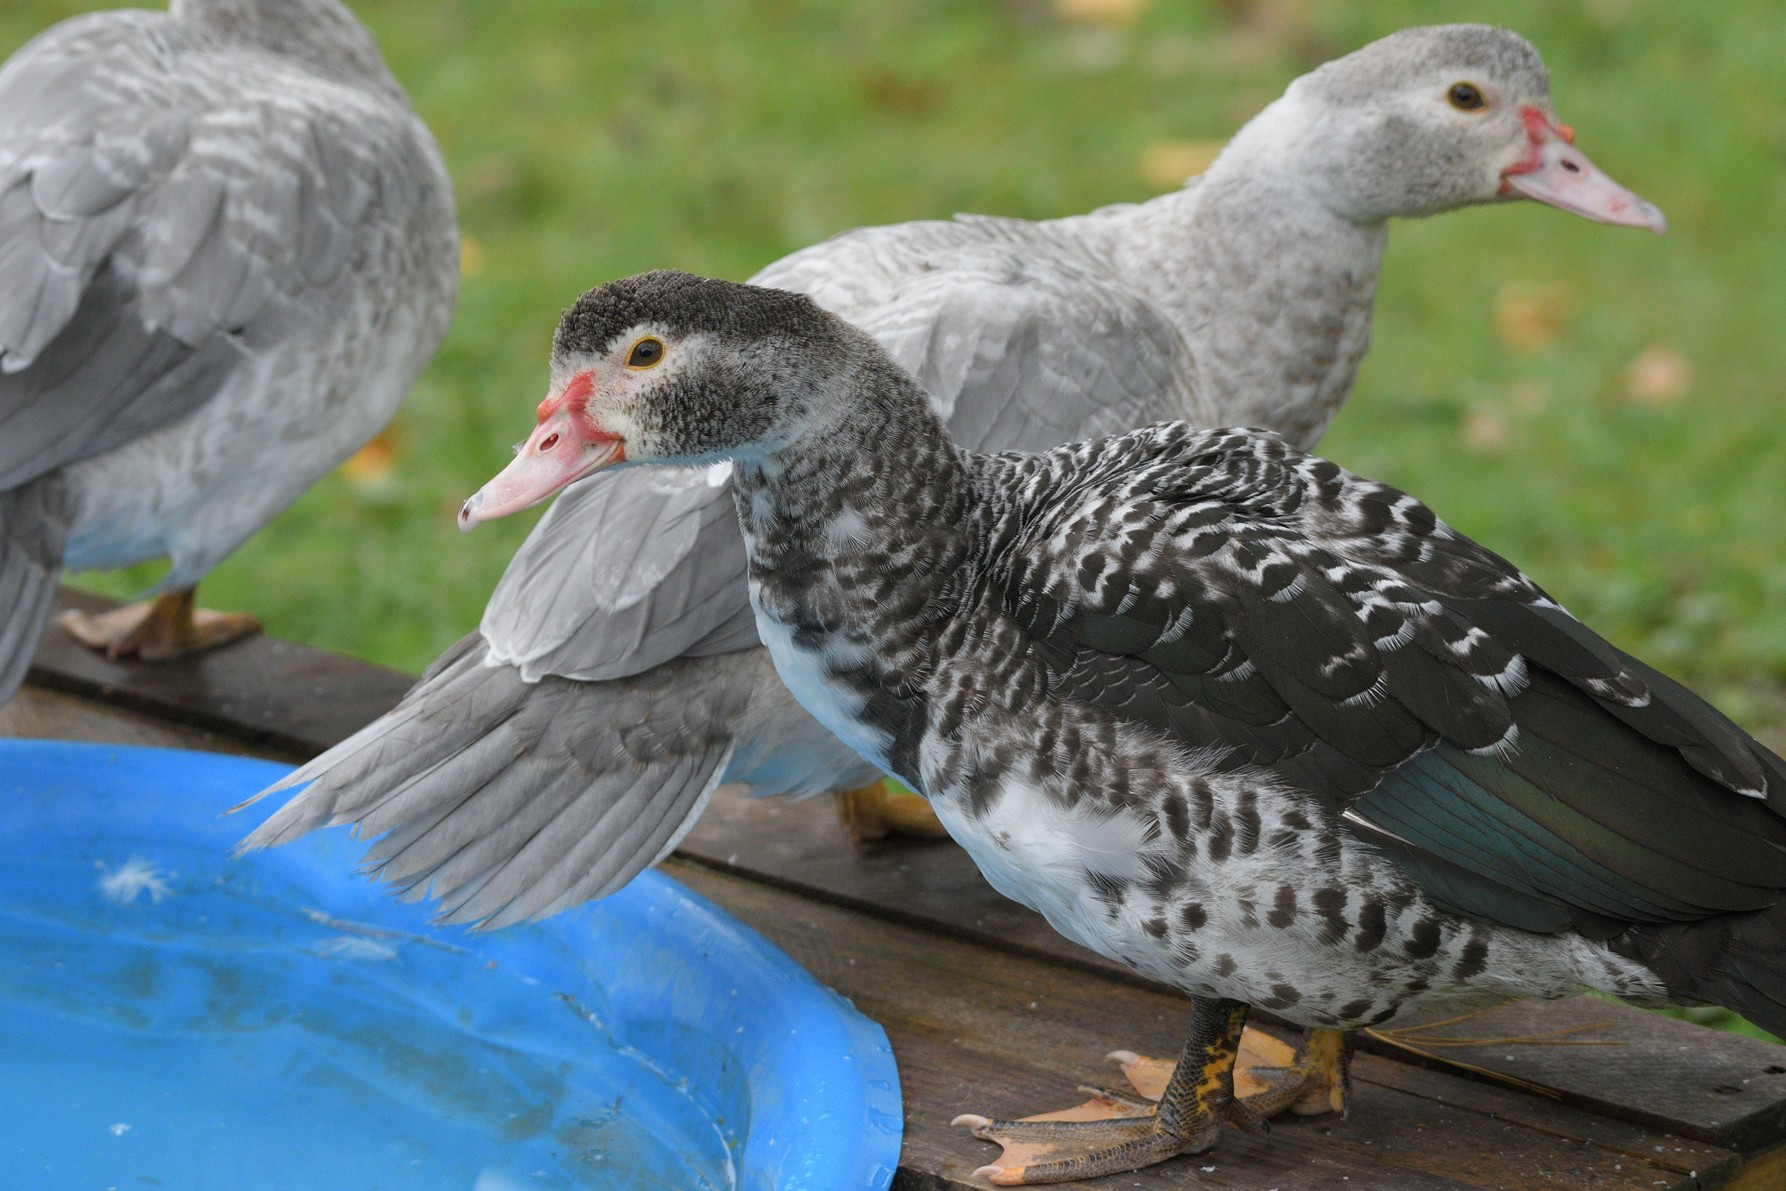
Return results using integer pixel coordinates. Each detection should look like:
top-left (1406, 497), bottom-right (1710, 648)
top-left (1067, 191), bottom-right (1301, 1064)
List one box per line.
top-left (0, 838), bottom-right (737, 1190)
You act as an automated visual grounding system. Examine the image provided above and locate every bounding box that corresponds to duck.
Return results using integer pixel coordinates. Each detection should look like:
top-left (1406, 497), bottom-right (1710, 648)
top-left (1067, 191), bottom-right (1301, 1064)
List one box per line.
top-left (0, 0), bottom-right (457, 701)
top-left (239, 25), bottom-right (1664, 930)
top-left (456, 269), bottom-right (1786, 1185)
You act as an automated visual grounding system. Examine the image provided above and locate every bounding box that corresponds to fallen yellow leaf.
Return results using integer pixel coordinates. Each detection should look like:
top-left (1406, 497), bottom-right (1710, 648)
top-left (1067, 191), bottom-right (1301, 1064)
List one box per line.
top-left (1622, 345), bottom-right (1693, 407)
top-left (460, 152), bottom-right (518, 201)
top-left (1587, 0), bottom-right (1632, 27)
top-left (1055, 0), bottom-right (1150, 25)
top-left (1508, 379), bottom-right (1550, 414)
top-left (340, 428), bottom-right (402, 489)
top-left (1462, 403), bottom-right (1512, 454)
top-left (1493, 281), bottom-right (1575, 353)
top-left (1140, 139), bottom-right (1226, 191)
top-left (460, 235), bottom-right (488, 281)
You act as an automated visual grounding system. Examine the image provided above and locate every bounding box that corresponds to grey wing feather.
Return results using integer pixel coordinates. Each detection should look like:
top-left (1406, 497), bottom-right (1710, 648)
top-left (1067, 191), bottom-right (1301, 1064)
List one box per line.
top-left (237, 634), bottom-right (753, 928)
top-left (481, 463), bottom-right (758, 680)
top-left (0, 11), bottom-right (439, 486)
top-left (758, 218), bottom-right (1212, 453)
top-left (0, 271), bottom-right (244, 491)
top-left (0, 471), bottom-right (71, 702)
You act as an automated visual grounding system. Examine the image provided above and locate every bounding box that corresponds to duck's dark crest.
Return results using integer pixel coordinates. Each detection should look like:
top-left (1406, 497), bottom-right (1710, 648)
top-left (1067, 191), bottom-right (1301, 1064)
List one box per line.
top-left (554, 271), bottom-right (838, 360)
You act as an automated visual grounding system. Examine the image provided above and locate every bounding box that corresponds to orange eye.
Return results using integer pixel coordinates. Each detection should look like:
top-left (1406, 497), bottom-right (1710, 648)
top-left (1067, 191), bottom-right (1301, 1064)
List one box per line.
top-left (626, 337), bottom-right (665, 368)
top-left (1447, 82), bottom-right (1485, 111)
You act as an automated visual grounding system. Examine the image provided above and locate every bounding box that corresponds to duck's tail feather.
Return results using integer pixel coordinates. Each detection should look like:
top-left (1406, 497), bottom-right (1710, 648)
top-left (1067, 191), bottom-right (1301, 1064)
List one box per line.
top-left (1614, 897), bottom-right (1786, 1038)
top-left (0, 472), bottom-right (71, 705)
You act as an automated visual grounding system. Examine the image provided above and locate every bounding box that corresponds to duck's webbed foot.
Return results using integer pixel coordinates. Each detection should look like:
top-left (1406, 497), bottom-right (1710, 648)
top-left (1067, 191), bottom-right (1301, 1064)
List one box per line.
top-left (835, 778), bottom-right (949, 846)
top-left (1108, 1024), bottom-right (1355, 1119)
top-left (1241, 1026), bottom-right (1355, 1117)
top-left (59, 588), bottom-right (261, 661)
top-left (953, 998), bottom-right (1258, 1185)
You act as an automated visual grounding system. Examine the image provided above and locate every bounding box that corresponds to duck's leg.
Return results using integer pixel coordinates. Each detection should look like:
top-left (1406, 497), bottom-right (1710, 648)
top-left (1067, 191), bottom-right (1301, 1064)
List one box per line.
top-left (835, 778), bottom-right (950, 845)
top-left (58, 587), bottom-right (262, 661)
top-left (954, 997), bottom-right (1264, 1185)
top-left (1112, 1026), bottom-right (1355, 1118)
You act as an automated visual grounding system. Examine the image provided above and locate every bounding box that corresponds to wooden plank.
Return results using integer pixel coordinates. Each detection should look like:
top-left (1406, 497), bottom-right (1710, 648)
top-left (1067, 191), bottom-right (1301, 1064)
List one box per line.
top-left (26, 587), bottom-right (413, 761)
top-left (1353, 1058), bottom-right (1739, 1182)
top-left (889, 1031), bottom-right (1707, 1191)
top-left (0, 686), bottom-right (253, 755)
top-left (1372, 997), bottom-right (1786, 1152)
top-left (664, 859), bottom-right (1715, 1191)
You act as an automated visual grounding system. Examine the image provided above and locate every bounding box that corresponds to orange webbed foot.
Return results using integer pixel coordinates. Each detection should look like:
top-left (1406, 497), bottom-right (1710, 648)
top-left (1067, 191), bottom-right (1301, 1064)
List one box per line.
top-left (59, 588), bottom-right (261, 661)
top-left (953, 999), bottom-right (1271, 1184)
top-left (835, 778), bottom-right (950, 846)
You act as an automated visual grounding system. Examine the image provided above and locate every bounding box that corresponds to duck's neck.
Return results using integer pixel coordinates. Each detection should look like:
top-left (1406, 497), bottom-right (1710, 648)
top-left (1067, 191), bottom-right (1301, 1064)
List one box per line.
top-left (728, 358), bottom-right (978, 781)
top-left (173, 0), bottom-right (405, 100)
top-left (1097, 95), bottom-right (1390, 449)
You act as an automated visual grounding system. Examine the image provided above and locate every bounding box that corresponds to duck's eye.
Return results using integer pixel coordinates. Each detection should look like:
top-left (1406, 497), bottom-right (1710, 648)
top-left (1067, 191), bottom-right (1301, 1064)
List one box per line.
top-left (1447, 82), bottom-right (1486, 111)
top-left (626, 336), bottom-right (665, 368)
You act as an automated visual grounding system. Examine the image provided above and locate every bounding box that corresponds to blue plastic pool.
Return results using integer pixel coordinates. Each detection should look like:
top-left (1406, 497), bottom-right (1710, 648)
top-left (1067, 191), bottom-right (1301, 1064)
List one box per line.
top-left (0, 741), bottom-right (901, 1190)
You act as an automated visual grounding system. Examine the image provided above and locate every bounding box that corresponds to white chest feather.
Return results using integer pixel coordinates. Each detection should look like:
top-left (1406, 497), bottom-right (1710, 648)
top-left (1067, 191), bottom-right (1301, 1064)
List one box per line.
top-left (748, 587), bottom-right (893, 775)
top-left (929, 771), bottom-right (1177, 975)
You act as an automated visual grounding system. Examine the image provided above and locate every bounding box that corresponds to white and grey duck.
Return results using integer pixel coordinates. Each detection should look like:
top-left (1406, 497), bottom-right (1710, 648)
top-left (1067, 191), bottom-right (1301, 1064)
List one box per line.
top-left (0, 0), bottom-right (457, 698)
top-left (240, 26), bottom-right (1664, 921)
top-left (467, 270), bottom-right (1783, 1184)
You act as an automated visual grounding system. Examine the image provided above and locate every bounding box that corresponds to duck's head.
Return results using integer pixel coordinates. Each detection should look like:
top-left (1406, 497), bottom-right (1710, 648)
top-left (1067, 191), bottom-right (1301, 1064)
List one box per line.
top-left (460, 272), bottom-right (846, 527)
top-left (1243, 24), bottom-right (1664, 232)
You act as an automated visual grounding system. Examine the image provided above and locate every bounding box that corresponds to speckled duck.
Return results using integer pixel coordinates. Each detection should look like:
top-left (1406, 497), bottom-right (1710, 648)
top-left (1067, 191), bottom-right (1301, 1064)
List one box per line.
top-left (239, 25), bottom-right (1669, 913)
top-left (459, 271), bottom-right (1784, 1184)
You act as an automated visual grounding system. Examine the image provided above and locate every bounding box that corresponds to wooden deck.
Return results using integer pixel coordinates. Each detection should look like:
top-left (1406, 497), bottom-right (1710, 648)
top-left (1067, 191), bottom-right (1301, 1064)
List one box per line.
top-left (10, 586), bottom-right (1786, 1190)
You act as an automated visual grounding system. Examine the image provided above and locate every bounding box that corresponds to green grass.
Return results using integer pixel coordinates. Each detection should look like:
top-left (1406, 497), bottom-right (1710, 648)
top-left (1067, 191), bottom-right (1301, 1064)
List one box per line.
top-left (7, 0), bottom-right (1786, 1040)
top-left (5, 0), bottom-right (1782, 726)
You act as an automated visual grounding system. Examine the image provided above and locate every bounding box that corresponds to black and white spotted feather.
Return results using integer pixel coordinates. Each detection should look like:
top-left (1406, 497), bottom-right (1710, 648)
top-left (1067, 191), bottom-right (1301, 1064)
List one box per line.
top-left (968, 428), bottom-right (1786, 938)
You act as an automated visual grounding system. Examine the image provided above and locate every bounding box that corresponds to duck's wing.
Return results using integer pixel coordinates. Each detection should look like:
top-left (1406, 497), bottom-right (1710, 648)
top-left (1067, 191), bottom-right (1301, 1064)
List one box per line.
top-left (365, 405), bottom-right (765, 931)
top-left (245, 453), bottom-right (761, 930)
top-left (480, 464), bottom-right (757, 681)
top-left (0, 12), bottom-right (443, 698)
top-left (989, 426), bottom-right (1786, 938)
top-left (238, 633), bottom-right (760, 929)
top-left (759, 218), bottom-right (1213, 452)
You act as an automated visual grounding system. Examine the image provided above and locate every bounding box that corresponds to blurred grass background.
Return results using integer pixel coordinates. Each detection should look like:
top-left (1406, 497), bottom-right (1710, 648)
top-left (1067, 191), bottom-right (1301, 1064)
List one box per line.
top-left (4, 0), bottom-right (1783, 1035)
